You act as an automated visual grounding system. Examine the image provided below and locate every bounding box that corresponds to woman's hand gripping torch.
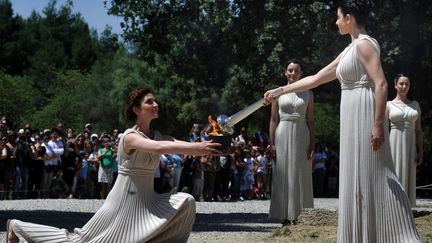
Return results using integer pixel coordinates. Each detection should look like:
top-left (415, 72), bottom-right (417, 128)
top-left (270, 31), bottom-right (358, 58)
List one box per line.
top-left (217, 87), bottom-right (285, 134)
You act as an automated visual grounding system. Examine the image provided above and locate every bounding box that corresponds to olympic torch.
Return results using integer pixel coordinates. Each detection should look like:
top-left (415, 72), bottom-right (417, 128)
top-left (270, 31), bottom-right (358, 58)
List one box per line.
top-left (216, 87), bottom-right (283, 134)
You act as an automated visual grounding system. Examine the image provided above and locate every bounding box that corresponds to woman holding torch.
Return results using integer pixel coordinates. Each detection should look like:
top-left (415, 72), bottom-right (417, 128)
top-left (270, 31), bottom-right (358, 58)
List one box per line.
top-left (263, 1), bottom-right (420, 241)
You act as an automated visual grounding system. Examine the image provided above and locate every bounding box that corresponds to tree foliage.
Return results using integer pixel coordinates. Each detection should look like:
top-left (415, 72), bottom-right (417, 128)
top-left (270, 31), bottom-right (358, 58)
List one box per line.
top-left (105, 0), bottom-right (432, 147)
top-left (1, 0), bottom-right (432, 149)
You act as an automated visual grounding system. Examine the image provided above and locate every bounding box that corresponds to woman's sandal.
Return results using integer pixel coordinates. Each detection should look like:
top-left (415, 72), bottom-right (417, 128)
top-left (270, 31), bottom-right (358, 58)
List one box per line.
top-left (6, 219), bottom-right (19, 243)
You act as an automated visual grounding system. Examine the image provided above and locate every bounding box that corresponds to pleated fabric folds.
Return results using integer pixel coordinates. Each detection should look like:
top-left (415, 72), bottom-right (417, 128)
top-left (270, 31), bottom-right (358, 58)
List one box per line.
top-left (336, 35), bottom-right (420, 243)
top-left (387, 101), bottom-right (419, 206)
top-left (12, 128), bottom-right (196, 243)
top-left (269, 91), bottom-right (314, 221)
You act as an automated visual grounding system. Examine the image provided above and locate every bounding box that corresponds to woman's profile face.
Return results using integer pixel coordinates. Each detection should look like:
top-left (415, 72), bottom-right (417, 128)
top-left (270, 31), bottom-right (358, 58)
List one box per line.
top-left (336, 8), bottom-right (349, 35)
top-left (395, 76), bottom-right (410, 95)
top-left (137, 93), bottom-right (159, 120)
top-left (285, 63), bottom-right (302, 83)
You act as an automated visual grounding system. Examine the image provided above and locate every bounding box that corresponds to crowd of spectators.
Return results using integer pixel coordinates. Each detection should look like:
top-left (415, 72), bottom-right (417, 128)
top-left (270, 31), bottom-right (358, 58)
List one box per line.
top-left (0, 114), bottom-right (120, 200)
top-left (0, 112), bottom-right (342, 201)
top-left (2, 114), bottom-right (430, 201)
top-left (164, 123), bottom-right (341, 202)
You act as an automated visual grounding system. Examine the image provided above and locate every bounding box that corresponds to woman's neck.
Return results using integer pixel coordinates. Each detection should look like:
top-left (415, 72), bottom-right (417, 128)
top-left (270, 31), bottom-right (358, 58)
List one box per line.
top-left (350, 27), bottom-right (367, 42)
top-left (394, 94), bottom-right (408, 103)
top-left (134, 119), bottom-right (151, 136)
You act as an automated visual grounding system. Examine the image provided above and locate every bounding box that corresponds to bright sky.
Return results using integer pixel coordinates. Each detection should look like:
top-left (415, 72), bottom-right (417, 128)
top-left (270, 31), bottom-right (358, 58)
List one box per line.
top-left (10, 0), bottom-right (123, 35)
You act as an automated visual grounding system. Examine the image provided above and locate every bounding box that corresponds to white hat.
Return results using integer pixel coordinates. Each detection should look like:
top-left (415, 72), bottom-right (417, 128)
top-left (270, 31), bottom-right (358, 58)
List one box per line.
top-left (43, 129), bottom-right (50, 134)
top-left (91, 133), bottom-right (98, 139)
top-left (18, 129), bottom-right (25, 134)
top-left (85, 123), bottom-right (92, 128)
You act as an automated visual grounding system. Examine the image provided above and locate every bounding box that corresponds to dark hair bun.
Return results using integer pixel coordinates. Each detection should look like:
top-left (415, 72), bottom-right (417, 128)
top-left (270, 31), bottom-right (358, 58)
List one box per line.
top-left (340, 0), bottom-right (374, 10)
top-left (338, 0), bottom-right (374, 26)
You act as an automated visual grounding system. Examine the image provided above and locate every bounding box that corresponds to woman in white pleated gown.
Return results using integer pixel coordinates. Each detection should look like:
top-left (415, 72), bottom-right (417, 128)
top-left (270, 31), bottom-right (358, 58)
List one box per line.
top-left (6, 88), bottom-right (222, 243)
top-left (264, 1), bottom-right (420, 242)
top-left (387, 74), bottom-right (423, 206)
top-left (268, 60), bottom-right (315, 225)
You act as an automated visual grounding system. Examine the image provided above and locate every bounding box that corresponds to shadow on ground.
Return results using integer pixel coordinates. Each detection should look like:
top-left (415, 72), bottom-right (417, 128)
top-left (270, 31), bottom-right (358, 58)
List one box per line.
top-left (0, 211), bottom-right (278, 233)
top-left (194, 213), bottom-right (278, 232)
top-left (0, 210), bottom-right (92, 232)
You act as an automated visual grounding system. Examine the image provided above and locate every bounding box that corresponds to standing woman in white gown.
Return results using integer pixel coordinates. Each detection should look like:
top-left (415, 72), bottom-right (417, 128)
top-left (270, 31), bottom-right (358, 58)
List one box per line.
top-left (387, 74), bottom-right (423, 206)
top-left (6, 88), bottom-right (222, 243)
top-left (264, 0), bottom-right (420, 242)
top-left (268, 59), bottom-right (315, 226)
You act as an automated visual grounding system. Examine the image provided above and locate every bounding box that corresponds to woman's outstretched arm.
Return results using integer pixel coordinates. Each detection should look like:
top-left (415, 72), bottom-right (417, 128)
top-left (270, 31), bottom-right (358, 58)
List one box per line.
top-left (264, 55), bottom-right (340, 105)
top-left (124, 133), bottom-right (221, 156)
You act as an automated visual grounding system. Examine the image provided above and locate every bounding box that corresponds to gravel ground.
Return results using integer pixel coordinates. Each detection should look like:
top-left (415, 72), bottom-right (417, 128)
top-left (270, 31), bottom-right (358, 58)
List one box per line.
top-left (0, 198), bottom-right (431, 243)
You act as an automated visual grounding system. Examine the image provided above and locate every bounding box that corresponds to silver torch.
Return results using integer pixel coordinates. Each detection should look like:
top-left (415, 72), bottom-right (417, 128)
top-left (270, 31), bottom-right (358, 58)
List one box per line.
top-left (217, 87), bottom-right (283, 134)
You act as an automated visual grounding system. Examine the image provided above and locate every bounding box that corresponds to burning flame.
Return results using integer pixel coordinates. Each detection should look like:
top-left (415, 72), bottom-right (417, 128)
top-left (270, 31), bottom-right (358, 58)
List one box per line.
top-left (208, 115), bottom-right (222, 136)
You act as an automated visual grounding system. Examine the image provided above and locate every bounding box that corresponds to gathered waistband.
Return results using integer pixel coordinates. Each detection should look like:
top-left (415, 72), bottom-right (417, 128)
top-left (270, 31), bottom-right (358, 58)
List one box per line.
top-left (118, 167), bottom-right (155, 176)
top-left (391, 122), bottom-right (415, 129)
top-left (280, 116), bottom-right (305, 122)
top-left (341, 80), bottom-right (374, 90)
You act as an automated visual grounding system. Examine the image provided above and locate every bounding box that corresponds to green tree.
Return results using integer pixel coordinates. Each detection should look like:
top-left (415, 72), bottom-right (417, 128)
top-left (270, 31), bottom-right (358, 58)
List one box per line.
top-left (0, 72), bottom-right (40, 127)
top-left (0, 0), bottom-right (26, 75)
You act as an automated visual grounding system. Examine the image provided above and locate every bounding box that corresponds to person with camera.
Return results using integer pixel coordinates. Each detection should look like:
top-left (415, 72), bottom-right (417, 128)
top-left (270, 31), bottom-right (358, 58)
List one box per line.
top-left (13, 129), bottom-right (34, 199)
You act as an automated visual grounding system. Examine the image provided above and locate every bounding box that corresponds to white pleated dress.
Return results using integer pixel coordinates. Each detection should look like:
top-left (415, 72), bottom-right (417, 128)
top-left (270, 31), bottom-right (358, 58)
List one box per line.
top-left (269, 91), bottom-right (314, 222)
top-left (336, 34), bottom-right (420, 243)
top-left (387, 101), bottom-right (419, 206)
top-left (11, 128), bottom-right (196, 243)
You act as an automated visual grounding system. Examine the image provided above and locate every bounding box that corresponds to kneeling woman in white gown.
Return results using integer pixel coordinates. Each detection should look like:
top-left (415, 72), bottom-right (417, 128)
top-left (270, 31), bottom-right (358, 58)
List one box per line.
top-left (6, 88), bottom-right (221, 243)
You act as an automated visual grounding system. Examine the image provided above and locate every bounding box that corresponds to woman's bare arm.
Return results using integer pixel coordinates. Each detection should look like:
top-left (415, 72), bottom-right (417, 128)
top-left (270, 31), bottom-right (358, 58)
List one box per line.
top-left (124, 133), bottom-right (221, 156)
top-left (357, 39), bottom-right (387, 151)
top-left (264, 55), bottom-right (340, 104)
top-left (306, 90), bottom-right (315, 160)
top-left (415, 104), bottom-right (423, 166)
top-left (269, 102), bottom-right (279, 149)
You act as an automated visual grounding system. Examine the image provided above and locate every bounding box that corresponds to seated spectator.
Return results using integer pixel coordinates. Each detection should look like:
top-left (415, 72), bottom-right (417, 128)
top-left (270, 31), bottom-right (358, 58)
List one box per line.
top-left (50, 170), bottom-right (69, 199)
